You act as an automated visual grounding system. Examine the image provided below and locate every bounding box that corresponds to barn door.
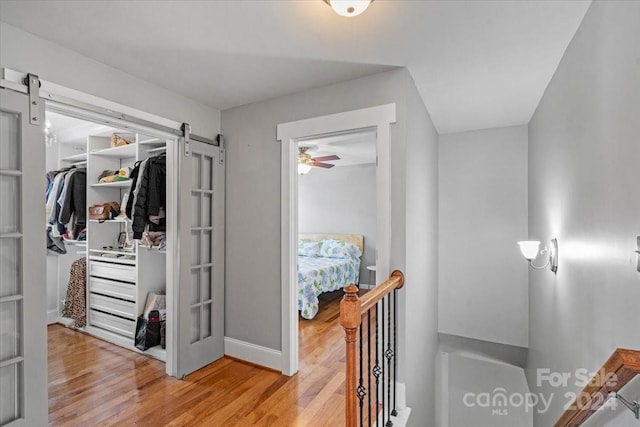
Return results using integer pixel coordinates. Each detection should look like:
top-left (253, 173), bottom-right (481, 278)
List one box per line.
top-left (176, 134), bottom-right (225, 378)
top-left (0, 84), bottom-right (47, 425)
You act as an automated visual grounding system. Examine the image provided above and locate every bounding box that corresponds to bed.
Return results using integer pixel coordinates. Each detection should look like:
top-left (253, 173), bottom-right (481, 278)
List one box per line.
top-left (298, 233), bottom-right (363, 320)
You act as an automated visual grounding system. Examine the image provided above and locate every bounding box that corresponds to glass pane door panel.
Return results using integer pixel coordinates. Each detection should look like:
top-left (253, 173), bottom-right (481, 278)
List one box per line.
top-left (0, 300), bottom-right (21, 361)
top-left (0, 363), bottom-right (22, 424)
top-left (0, 110), bottom-right (20, 170)
top-left (0, 239), bottom-right (20, 297)
top-left (0, 176), bottom-right (20, 234)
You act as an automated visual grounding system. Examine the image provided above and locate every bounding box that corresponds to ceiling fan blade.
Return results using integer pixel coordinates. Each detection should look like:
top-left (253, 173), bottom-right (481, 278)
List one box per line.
top-left (311, 155), bottom-right (340, 162)
top-left (313, 162), bottom-right (335, 169)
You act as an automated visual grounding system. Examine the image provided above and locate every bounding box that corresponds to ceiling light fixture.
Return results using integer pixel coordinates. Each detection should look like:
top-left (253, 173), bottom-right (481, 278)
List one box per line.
top-left (323, 0), bottom-right (373, 17)
top-left (517, 239), bottom-right (559, 273)
top-left (298, 163), bottom-right (313, 175)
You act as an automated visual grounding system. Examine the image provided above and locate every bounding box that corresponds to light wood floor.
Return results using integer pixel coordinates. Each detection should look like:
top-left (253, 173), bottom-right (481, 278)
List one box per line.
top-left (48, 290), bottom-right (357, 426)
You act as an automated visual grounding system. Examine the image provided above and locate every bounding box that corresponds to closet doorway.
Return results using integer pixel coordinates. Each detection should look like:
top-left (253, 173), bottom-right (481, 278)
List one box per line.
top-left (45, 109), bottom-right (173, 360)
top-left (42, 101), bottom-right (225, 379)
top-left (1, 71), bottom-right (225, 424)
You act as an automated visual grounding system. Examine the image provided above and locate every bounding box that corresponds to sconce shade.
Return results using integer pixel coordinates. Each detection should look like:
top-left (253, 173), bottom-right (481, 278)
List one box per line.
top-left (298, 163), bottom-right (312, 175)
top-left (325, 0), bottom-right (372, 17)
top-left (518, 241), bottom-right (541, 261)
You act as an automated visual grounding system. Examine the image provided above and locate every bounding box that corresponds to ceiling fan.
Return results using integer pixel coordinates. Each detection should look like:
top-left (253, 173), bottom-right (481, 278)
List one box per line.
top-left (298, 147), bottom-right (340, 174)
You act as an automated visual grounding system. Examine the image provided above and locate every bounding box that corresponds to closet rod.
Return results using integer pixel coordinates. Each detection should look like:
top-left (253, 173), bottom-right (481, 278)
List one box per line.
top-left (147, 146), bottom-right (167, 154)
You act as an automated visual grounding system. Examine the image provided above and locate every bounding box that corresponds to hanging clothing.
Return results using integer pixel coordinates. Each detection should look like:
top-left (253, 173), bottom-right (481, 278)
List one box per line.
top-left (45, 166), bottom-right (87, 239)
top-left (58, 168), bottom-right (87, 235)
top-left (126, 156), bottom-right (166, 239)
top-left (62, 258), bottom-right (87, 328)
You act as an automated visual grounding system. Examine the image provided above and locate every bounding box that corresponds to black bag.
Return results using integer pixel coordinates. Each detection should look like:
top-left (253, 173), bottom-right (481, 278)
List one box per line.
top-left (134, 310), bottom-right (161, 351)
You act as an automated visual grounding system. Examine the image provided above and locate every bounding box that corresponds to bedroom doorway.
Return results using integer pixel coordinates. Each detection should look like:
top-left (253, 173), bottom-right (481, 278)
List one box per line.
top-left (277, 104), bottom-right (396, 376)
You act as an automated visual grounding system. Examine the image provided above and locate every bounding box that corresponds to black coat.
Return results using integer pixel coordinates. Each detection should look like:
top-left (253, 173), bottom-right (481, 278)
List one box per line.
top-left (59, 168), bottom-right (86, 228)
top-left (131, 156), bottom-right (166, 239)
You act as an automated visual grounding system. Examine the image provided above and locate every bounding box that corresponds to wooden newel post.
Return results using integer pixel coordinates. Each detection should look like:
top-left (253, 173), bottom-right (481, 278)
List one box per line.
top-left (340, 284), bottom-right (362, 427)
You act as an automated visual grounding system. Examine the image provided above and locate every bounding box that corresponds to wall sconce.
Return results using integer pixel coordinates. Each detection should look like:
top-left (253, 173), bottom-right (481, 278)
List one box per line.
top-left (517, 238), bottom-right (558, 273)
top-left (635, 236), bottom-right (640, 272)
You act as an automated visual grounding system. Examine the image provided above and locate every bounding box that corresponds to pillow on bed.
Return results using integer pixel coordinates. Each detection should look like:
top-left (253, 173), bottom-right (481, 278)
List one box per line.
top-left (319, 239), bottom-right (362, 259)
top-left (298, 240), bottom-right (322, 257)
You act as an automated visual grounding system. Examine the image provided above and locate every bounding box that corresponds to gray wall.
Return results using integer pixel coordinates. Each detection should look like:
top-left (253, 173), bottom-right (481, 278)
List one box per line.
top-left (298, 163), bottom-right (376, 283)
top-left (221, 68), bottom-right (439, 426)
top-left (527, 1), bottom-right (640, 426)
top-left (404, 73), bottom-right (440, 426)
top-left (0, 22), bottom-right (220, 136)
top-left (439, 126), bottom-right (529, 348)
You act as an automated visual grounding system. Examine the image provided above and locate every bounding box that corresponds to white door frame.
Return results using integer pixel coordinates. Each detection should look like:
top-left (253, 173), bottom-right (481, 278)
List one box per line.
top-left (276, 104), bottom-right (396, 376)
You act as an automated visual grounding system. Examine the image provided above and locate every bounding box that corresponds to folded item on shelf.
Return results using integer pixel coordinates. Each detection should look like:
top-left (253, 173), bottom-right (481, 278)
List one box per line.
top-left (88, 202), bottom-right (120, 220)
top-left (98, 169), bottom-right (118, 181)
top-left (116, 167), bottom-right (132, 179)
top-left (111, 133), bottom-right (133, 147)
top-left (142, 293), bottom-right (166, 319)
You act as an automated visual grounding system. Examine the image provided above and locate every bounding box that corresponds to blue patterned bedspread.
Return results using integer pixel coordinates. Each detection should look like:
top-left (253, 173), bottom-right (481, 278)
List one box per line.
top-left (298, 256), bottom-right (360, 320)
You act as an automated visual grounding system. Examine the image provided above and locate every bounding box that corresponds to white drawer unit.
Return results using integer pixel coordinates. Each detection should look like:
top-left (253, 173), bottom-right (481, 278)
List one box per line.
top-left (89, 309), bottom-right (136, 339)
top-left (90, 293), bottom-right (136, 320)
top-left (89, 277), bottom-right (136, 301)
top-left (89, 260), bottom-right (136, 283)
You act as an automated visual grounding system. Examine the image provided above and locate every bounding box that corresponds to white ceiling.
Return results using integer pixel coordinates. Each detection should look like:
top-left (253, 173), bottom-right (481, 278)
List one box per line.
top-left (0, 0), bottom-right (591, 134)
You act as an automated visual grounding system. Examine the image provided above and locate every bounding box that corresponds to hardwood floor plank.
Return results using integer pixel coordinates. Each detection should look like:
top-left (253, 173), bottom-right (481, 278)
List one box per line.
top-left (48, 289), bottom-right (362, 426)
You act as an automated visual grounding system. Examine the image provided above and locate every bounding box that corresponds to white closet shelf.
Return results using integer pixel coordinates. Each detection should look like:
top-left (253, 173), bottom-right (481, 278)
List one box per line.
top-left (63, 240), bottom-right (87, 246)
top-left (61, 152), bottom-right (88, 162)
top-left (146, 146), bottom-right (167, 154)
top-left (89, 248), bottom-right (134, 255)
top-left (139, 137), bottom-right (165, 146)
top-left (140, 246), bottom-right (166, 254)
top-left (91, 180), bottom-right (132, 188)
top-left (89, 254), bottom-right (136, 266)
top-left (89, 218), bottom-right (128, 223)
top-left (90, 143), bottom-right (137, 158)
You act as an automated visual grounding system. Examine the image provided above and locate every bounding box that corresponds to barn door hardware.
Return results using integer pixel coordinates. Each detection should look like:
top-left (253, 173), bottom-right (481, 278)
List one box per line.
top-left (182, 123), bottom-right (191, 157)
top-left (23, 73), bottom-right (41, 125)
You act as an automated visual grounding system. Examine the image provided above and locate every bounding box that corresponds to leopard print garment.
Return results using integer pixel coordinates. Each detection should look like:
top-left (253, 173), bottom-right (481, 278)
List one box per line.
top-left (62, 258), bottom-right (87, 328)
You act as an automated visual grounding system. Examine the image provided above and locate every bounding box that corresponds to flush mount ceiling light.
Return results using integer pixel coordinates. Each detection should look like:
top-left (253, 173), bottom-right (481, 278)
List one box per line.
top-left (323, 0), bottom-right (373, 17)
top-left (517, 238), bottom-right (559, 273)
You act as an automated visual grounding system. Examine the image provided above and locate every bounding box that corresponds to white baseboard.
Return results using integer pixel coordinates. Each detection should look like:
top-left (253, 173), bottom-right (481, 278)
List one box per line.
top-left (47, 310), bottom-right (59, 325)
top-left (359, 283), bottom-right (375, 290)
top-left (224, 337), bottom-right (282, 371)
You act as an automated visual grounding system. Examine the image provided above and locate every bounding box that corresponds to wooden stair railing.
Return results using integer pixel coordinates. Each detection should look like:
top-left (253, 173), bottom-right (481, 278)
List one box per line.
top-left (555, 348), bottom-right (640, 426)
top-left (340, 270), bottom-right (405, 427)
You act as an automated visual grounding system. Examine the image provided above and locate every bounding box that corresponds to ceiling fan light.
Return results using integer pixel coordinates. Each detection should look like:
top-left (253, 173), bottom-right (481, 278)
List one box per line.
top-left (298, 163), bottom-right (313, 175)
top-left (326, 0), bottom-right (372, 17)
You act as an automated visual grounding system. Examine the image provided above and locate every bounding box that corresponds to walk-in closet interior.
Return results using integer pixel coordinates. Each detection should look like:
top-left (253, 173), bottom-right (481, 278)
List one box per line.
top-left (45, 108), bottom-right (171, 362)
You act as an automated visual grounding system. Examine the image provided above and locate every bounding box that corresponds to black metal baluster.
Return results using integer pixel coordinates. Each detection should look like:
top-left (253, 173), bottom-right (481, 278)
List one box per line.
top-left (392, 289), bottom-right (398, 417)
top-left (385, 294), bottom-right (393, 426)
top-left (367, 309), bottom-right (372, 426)
top-left (382, 296), bottom-right (386, 426)
top-left (358, 315), bottom-right (365, 427)
top-left (373, 301), bottom-right (381, 427)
